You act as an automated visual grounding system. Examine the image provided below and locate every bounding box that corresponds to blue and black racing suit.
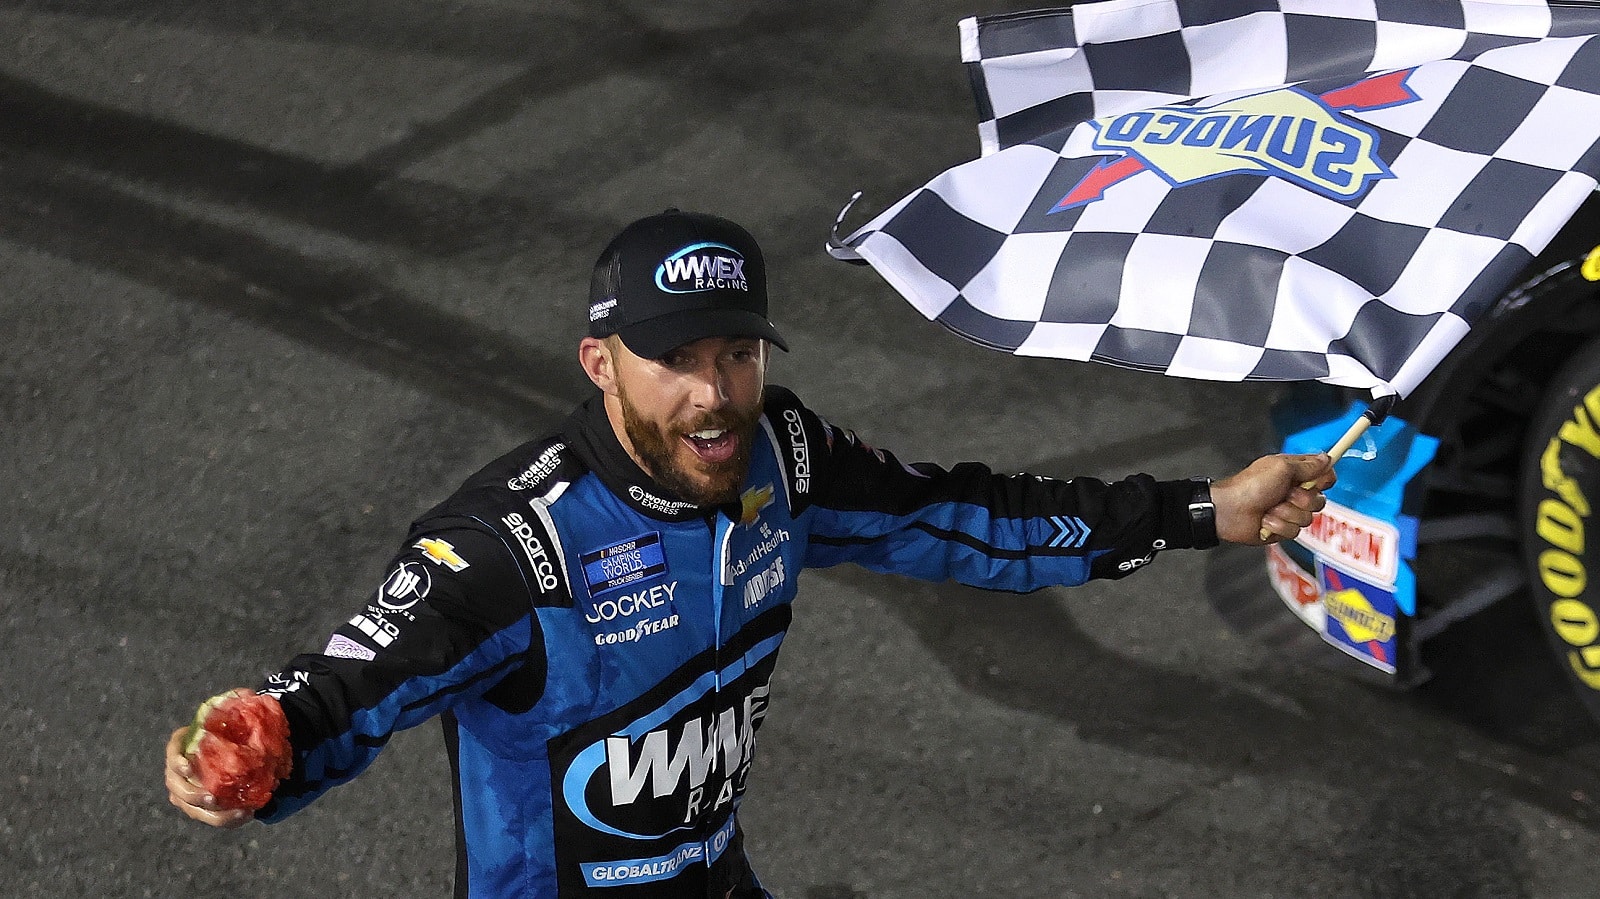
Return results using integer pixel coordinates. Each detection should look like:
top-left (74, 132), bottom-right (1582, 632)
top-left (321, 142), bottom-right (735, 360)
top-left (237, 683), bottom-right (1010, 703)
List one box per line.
top-left (252, 385), bottom-right (1216, 897)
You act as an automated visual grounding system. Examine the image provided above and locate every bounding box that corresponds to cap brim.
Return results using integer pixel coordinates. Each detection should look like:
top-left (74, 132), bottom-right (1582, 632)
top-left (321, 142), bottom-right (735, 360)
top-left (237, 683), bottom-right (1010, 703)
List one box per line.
top-left (616, 308), bottom-right (789, 359)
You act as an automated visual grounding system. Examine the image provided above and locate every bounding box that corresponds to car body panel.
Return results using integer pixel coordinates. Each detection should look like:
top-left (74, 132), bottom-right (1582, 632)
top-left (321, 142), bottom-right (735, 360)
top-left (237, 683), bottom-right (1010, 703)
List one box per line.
top-left (1269, 404), bottom-right (1438, 676)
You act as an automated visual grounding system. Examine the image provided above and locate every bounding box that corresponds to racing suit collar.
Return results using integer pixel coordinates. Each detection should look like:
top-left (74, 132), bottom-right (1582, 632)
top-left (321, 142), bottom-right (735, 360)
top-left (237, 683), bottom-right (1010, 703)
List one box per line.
top-left (565, 394), bottom-right (724, 522)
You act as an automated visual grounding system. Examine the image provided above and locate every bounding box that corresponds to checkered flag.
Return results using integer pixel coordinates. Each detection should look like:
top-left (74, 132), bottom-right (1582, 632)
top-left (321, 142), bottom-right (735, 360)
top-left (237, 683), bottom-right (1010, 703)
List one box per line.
top-left (831, 0), bottom-right (1600, 396)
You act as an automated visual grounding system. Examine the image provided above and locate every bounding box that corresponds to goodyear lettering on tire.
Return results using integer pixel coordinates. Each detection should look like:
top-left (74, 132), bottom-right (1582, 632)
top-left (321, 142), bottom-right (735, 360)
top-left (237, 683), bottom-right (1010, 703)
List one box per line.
top-left (1536, 383), bottom-right (1600, 689)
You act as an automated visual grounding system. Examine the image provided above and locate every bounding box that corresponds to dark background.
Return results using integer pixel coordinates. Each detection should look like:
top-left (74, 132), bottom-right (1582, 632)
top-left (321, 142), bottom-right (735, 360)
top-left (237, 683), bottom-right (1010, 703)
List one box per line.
top-left (4, 2), bottom-right (1600, 896)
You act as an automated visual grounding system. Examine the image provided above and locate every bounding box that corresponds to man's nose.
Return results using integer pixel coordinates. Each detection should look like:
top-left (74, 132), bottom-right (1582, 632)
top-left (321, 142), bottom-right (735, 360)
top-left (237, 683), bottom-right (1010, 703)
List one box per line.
top-left (690, 366), bottom-right (729, 409)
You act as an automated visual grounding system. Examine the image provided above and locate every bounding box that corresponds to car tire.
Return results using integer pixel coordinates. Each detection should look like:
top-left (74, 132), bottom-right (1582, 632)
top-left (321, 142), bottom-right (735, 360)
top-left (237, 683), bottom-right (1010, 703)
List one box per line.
top-left (1520, 334), bottom-right (1600, 723)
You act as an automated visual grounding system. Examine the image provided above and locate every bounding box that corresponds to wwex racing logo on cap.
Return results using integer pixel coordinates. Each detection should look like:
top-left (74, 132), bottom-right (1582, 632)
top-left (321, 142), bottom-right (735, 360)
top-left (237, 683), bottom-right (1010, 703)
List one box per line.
top-left (655, 242), bottom-right (748, 294)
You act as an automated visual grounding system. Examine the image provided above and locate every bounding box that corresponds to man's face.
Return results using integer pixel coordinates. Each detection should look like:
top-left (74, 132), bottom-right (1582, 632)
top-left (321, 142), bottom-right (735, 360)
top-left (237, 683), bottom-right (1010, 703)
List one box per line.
top-left (608, 336), bottom-right (767, 506)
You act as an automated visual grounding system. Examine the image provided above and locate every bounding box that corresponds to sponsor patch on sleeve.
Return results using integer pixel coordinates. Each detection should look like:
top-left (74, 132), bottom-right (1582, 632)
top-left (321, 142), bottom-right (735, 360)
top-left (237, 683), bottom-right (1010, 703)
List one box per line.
top-left (414, 536), bottom-right (470, 572)
top-left (324, 634), bottom-right (378, 661)
top-left (580, 532), bottom-right (667, 597)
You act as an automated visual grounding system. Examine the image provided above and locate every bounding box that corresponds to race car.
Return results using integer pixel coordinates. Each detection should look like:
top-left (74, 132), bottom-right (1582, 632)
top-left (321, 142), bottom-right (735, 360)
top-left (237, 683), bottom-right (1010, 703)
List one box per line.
top-left (1207, 189), bottom-right (1600, 733)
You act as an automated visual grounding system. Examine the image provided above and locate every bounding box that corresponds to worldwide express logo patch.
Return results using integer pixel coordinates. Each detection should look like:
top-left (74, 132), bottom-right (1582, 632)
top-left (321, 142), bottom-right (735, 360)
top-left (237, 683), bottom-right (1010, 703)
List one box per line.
top-left (1052, 68), bottom-right (1418, 212)
top-left (655, 242), bottom-right (748, 293)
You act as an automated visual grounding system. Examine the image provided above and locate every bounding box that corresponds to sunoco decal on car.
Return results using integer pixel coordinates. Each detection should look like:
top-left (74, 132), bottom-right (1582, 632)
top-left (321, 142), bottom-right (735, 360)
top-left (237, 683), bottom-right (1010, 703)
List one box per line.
top-left (1318, 561), bottom-right (1398, 675)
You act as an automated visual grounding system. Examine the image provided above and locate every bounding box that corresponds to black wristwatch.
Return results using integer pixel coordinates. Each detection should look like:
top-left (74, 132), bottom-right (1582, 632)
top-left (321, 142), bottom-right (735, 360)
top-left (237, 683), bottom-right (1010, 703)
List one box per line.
top-left (1187, 477), bottom-right (1219, 549)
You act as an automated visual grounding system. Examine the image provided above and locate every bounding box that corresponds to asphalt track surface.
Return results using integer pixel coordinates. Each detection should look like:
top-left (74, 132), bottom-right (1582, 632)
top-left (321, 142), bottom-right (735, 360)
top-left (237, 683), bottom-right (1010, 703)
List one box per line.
top-left (7, 2), bottom-right (1600, 897)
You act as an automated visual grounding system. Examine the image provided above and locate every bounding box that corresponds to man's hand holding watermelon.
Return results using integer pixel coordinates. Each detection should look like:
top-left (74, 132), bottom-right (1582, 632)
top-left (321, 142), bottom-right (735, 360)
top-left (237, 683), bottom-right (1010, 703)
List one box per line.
top-left (164, 688), bottom-right (293, 828)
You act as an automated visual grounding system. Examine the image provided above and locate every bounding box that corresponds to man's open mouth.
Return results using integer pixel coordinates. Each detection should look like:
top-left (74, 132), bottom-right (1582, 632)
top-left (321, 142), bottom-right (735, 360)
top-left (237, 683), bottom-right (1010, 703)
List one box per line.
top-left (682, 428), bottom-right (738, 464)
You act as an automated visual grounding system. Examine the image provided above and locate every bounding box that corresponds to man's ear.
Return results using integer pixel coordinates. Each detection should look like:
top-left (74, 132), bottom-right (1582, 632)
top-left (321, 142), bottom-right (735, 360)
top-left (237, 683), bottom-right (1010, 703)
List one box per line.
top-left (579, 336), bottom-right (617, 394)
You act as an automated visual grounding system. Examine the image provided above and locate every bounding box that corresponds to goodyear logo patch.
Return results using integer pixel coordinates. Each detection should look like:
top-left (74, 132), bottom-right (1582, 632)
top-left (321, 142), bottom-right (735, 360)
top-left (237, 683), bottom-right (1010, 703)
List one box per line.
top-left (1055, 69), bottom-right (1417, 211)
top-left (580, 532), bottom-right (668, 597)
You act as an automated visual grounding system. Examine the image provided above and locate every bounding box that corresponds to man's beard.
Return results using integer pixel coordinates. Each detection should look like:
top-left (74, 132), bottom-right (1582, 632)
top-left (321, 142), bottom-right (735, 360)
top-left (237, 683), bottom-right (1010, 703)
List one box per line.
top-left (617, 388), bottom-right (759, 507)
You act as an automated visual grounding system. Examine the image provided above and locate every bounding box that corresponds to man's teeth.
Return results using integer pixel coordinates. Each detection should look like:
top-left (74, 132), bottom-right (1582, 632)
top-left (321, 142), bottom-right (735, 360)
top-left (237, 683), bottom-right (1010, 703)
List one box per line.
top-left (689, 429), bottom-right (726, 440)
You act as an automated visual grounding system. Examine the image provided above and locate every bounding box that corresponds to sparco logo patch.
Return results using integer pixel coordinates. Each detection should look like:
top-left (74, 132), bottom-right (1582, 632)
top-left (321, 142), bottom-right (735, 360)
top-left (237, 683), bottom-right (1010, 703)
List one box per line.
top-left (782, 409), bottom-right (810, 494)
top-left (654, 242), bottom-right (748, 294)
top-left (581, 532), bottom-right (668, 597)
top-left (502, 512), bottom-right (561, 593)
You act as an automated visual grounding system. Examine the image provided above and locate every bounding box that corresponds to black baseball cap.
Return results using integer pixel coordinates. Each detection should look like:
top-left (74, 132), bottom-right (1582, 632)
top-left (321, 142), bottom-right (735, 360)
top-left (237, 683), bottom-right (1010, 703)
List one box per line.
top-left (588, 209), bottom-right (788, 359)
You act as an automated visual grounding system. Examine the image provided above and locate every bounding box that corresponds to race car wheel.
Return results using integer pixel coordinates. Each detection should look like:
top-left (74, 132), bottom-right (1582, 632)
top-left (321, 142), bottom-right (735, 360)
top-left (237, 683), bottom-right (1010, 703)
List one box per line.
top-left (1520, 334), bottom-right (1600, 723)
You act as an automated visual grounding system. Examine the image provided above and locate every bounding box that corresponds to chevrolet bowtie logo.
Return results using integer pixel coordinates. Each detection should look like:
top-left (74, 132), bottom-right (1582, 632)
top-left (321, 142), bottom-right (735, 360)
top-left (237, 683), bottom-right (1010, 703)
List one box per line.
top-left (740, 484), bottom-right (775, 526)
top-left (415, 537), bottom-right (470, 572)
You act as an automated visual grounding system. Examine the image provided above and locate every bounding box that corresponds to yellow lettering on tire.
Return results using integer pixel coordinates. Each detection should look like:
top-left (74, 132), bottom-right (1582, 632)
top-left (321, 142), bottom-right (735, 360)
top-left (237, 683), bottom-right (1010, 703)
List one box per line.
top-left (1570, 651), bottom-right (1600, 689)
top-left (1537, 498), bottom-right (1585, 554)
top-left (1583, 245), bottom-right (1600, 282)
top-left (1540, 549), bottom-right (1588, 598)
top-left (1560, 406), bottom-right (1600, 458)
top-left (1551, 598), bottom-right (1600, 646)
top-left (1542, 438), bottom-right (1592, 515)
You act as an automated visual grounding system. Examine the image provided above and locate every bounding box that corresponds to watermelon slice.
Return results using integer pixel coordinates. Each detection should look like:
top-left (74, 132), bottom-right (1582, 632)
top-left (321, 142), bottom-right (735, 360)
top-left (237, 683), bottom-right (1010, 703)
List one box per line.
top-left (183, 689), bottom-right (293, 811)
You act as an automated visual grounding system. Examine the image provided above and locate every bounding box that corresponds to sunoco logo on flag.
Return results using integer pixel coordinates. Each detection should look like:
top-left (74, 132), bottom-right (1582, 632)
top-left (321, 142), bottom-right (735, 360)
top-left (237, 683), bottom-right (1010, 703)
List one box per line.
top-left (655, 242), bottom-right (748, 293)
top-left (1058, 72), bottom-right (1416, 211)
top-left (831, 0), bottom-right (1600, 398)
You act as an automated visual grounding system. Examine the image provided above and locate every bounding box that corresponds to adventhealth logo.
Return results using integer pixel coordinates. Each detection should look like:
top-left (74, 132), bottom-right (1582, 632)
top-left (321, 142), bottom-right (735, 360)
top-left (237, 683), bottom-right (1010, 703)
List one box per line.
top-left (656, 242), bottom-right (748, 293)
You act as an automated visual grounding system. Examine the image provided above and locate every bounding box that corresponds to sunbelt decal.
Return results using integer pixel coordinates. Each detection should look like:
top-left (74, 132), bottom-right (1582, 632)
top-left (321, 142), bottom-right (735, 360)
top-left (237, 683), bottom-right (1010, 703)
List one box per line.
top-left (1053, 68), bottom-right (1416, 211)
top-left (655, 242), bottom-right (748, 293)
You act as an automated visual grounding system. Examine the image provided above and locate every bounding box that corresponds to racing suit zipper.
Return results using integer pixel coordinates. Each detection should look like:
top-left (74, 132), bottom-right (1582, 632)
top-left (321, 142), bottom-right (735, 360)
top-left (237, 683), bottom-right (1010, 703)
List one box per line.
top-left (706, 512), bottom-right (737, 895)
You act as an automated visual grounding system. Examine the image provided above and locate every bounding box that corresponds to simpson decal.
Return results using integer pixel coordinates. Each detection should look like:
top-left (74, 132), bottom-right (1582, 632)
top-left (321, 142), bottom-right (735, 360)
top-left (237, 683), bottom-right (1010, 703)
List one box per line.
top-left (1295, 500), bottom-right (1400, 588)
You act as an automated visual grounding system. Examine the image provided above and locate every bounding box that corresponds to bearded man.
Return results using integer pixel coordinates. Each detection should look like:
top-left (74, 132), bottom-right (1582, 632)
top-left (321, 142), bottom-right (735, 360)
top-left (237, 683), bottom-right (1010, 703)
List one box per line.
top-left (165, 209), bottom-right (1332, 898)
